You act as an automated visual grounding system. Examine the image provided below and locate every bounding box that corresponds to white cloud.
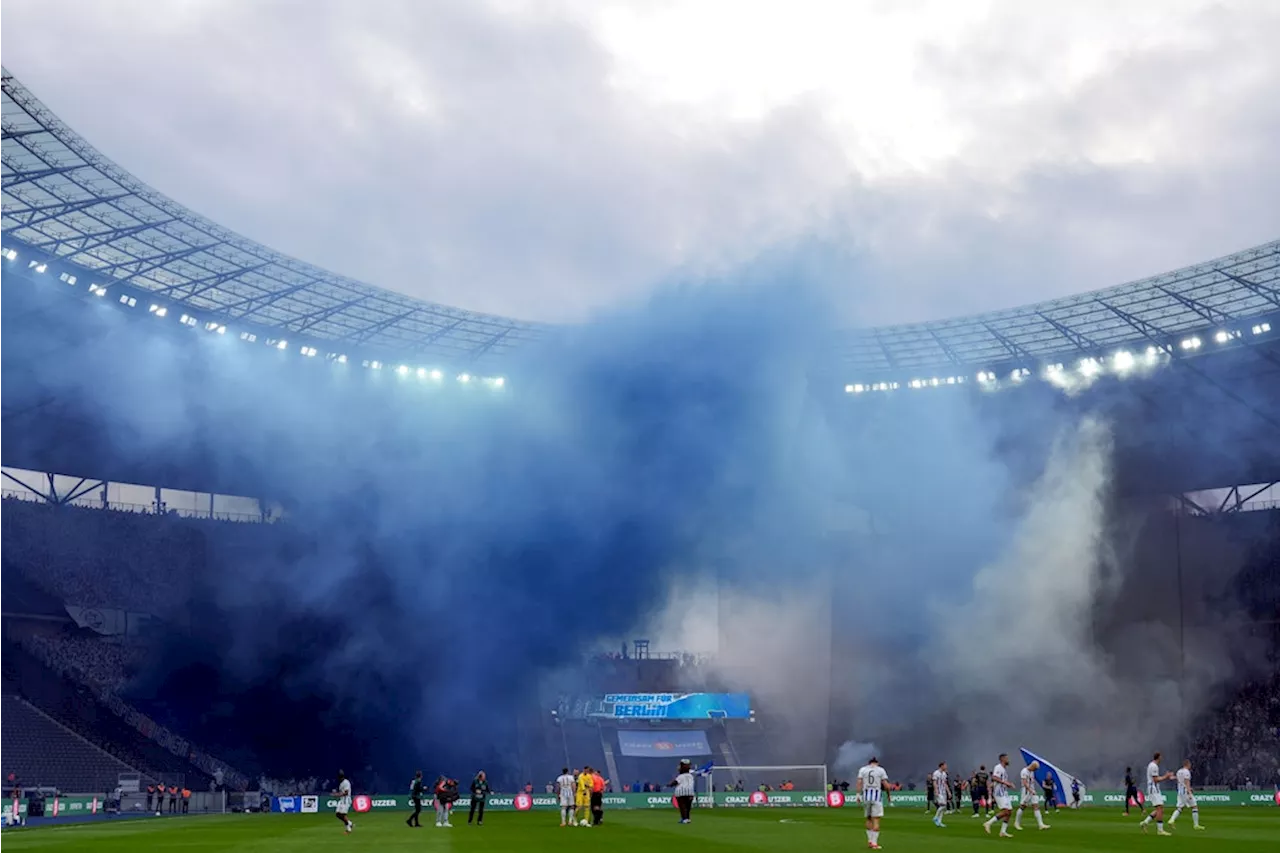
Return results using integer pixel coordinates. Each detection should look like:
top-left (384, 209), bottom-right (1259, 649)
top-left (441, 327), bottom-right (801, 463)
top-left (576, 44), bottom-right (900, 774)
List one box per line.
top-left (2, 0), bottom-right (1277, 325)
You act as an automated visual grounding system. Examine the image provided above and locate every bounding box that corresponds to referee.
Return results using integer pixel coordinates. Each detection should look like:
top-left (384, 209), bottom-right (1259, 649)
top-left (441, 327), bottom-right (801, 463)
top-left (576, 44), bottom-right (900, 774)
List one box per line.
top-left (407, 771), bottom-right (424, 828)
top-left (670, 760), bottom-right (696, 824)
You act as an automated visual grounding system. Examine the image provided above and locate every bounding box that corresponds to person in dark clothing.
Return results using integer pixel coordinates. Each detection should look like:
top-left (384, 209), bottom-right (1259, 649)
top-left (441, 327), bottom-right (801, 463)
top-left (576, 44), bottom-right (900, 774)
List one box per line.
top-left (468, 771), bottom-right (490, 825)
top-left (1124, 767), bottom-right (1141, 816)
top-left (169, 785), bottom-right (179, 813)
top-left (407, 771), bottom-right (425, 827)
top-left (1042, 774), bottom-right (1057, 812)
top-left (971, 766), bottom-right (991, 816)
top-left (146, 784), bottom-right (155, 812)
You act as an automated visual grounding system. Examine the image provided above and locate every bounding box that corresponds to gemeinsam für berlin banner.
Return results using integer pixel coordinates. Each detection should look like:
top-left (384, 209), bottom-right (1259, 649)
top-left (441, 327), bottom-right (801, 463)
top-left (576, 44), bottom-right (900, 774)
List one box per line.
top-left (616, 728), bottom-right (712, 757)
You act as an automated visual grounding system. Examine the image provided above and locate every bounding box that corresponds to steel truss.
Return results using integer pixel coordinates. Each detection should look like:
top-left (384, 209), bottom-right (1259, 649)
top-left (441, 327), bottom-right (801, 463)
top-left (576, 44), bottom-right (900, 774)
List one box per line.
top-left (2, 68), bottom-right (543, 367)
top-left (3, 68), bottom-right (1278, 375)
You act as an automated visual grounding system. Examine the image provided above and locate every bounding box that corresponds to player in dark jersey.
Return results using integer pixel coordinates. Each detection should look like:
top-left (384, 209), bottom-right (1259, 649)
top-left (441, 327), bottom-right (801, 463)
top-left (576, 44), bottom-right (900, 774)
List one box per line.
top-left (971, 766), bottom-right (991, 817)
top-left (925, 775), bottom-right (935, 814)
top-left (1123, 767), bottom-right (1141, 816)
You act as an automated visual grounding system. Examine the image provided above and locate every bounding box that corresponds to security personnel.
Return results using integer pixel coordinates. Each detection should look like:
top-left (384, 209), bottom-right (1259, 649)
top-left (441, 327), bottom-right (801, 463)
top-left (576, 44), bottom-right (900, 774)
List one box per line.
top-left (169, 784), bottom-right (179, 813)
top-left (181, 787), bottom-right (191, 814)
top-left (468, 771), bottom-right (490, 825)
top-left (406, 771), bottom-right (424, 828)
top-left (146, 783), bottom-right (156, 812)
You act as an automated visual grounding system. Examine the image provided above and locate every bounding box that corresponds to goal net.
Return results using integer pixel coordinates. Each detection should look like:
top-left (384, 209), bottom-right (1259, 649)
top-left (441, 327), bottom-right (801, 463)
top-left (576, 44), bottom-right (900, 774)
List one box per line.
top-left (707, 765), bottom-right (828, 807)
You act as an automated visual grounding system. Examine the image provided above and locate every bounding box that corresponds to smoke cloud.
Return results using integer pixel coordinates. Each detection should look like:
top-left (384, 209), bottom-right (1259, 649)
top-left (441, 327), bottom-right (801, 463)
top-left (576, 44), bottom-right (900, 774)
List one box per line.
top-left (8, 256), bottom-right (1265, 789)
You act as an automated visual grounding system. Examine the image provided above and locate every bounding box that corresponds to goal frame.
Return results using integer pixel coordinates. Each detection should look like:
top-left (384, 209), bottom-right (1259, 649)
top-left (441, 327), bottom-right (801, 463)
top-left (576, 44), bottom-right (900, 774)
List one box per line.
top-left (706, 765), bottom-right (828, 807)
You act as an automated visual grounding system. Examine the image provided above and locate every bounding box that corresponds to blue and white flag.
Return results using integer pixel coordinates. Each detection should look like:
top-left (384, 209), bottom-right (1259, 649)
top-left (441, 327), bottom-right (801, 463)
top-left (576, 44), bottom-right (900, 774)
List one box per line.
top-left (1019, 747), bottom-right (1086, 805)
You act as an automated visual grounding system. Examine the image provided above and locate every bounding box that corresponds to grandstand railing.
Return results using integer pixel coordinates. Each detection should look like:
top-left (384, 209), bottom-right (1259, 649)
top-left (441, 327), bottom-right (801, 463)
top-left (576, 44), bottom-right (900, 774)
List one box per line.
top-left (1, 490), bottom-right (269, 523)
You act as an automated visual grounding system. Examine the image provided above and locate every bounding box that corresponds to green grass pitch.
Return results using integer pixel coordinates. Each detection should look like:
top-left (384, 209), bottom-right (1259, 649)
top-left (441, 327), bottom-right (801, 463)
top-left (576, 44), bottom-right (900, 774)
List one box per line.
top-left (4, 807), bottom-right (1277, 851)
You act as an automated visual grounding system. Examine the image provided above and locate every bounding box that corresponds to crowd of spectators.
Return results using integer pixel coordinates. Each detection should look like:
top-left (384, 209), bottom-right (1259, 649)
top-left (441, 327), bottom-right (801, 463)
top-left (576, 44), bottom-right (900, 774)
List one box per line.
top-left (24, 633), bottom-right (136, 694)
top-left (1189, 662), bottom-right (1280, 788)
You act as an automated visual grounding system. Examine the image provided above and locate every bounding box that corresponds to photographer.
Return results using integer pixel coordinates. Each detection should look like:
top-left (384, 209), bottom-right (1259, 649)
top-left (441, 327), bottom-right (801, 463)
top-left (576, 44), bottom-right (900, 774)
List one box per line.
top-left (468, 771), bottom-right (490, 826)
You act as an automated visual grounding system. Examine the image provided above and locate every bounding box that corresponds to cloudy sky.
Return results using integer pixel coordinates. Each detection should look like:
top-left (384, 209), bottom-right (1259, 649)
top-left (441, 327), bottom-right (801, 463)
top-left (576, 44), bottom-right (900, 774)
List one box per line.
top-left (3, 0), bottom-right (1278, 325)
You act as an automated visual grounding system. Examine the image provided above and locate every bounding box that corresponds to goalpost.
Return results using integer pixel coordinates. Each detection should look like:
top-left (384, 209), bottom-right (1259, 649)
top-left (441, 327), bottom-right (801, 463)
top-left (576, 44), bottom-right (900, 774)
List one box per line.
top-left (706, 765), bottom-right (828, 807)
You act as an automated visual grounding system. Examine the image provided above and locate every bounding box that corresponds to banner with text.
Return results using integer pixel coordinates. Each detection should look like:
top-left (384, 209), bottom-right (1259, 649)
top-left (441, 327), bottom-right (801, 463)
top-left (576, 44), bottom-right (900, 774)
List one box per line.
top-left (297, 789), bottom-right (1279, 814)
top-left (617, 729), bottom-right (712, 757)
top-left (588, 693), bottom-right (751, 720)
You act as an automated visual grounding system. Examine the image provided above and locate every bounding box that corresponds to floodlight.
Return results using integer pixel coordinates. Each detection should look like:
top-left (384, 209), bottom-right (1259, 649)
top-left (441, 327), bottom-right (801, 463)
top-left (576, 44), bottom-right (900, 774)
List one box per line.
top-left (370, 361), bottom-right (382, 370)
top-left (930, 377), bottom-right (940, 387)
top-left (180, 314), bottom-right (190, 324)
top-left (853, 384), bottom-right (865, 394)
top-left (301, 346), bottom-right (317, 357)
top-left (417, 368), bottom-right (428, 379)
top-left (844, 384), bottom-right (855, 393)
top-left (396, 365), bottom-right (410, 376)
top-left (216, 325), bottom-right (226, 334)
top-left (29, 260), bottom-right (47, 273)
top-left (1079, 358), bottom-right (1100, 377)
top-left (3, 249), bottom-right (16, 261)
top-left (910, 379), bottom-right (923, 389)
top-left (59, 273), bottom-right (76, 284)
top-left (1251, 322), bottom-right (1271, 335)
top-left (493, 377), bottom-right (505, 388)
top-left (1113, 350), bottom-right (1135, 371)
top-left (336, 354), bottom-right (347, 363)
top-left (458, 373), bottom-right (472, 383)
top-left (430, 369), bottom-right (443, 381)
top-left (275, 340), bottom-right (287, 351)
top-left (1180, 336), bottom-right (1201, 350)
top-left (1214, 330), bottom-right (1232, 344)
top-left (206, 321), bottom-right (220, 331)
top-left (240, 332), bottom-right (257, 343)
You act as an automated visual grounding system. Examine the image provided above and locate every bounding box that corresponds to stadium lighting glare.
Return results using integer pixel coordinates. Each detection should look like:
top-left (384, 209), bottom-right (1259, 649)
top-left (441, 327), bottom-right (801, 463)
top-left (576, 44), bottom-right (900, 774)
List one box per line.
top-left (118, 294), bottom-right (137, 307)
top-left (458, 373), bottom-right (472, 384)
top-left (976, 371), bottom-right (993, 383)
top-left (205, 321), bottom-right (220, 331)
top-left (844, 384), bottom-right (855, 394)
top-left (1252, 323), bottom-right (1271, 335)
top-left (336, 354), bottom-right (347, 363)
top-left (852, 384), bottom-right (866, 394)
top-left (240, 332), bottom-right (257, 343)
top-left (493, 377), bottom-right (505, 388)
top-left (148, 304), bottom-right (168, 317)
top-left (370, 361), bottom-right (382, 370)
top-left (3, 249), bottom-right (16, 261)
top-left (301, 346), bottom-right (318, 357)
top-left (396, 364), bottom-right (410, 376)
top-left (417, 367), bottom-right (428, 379)
top-left (1079, 358), bottom-right (1100, 377)
top-left (181, 315), bottom-right (197, 327)
top-left (1010, 368), bottom-right (1030, 382)
top-left (1180, 336), bottom-right (1202, 350)
top-left (1214, 330), bottom-right (1236, 344)
top-left (59, 272), bottom-right (77, 285)
top-left (430, 369), bottom-right (443, 381)
top-left (1113, 350), bottom-right (1135, 372)
top-left (28, 260), bottom-right (47, 273)
top-left (180, 314), bottom-right (191, 324)
top-left (275, 340), bottom-right (287, 351)
top-left (216, 325), bottom-right (226, 335)
top-left (909, 379), bottom-right (923, 389)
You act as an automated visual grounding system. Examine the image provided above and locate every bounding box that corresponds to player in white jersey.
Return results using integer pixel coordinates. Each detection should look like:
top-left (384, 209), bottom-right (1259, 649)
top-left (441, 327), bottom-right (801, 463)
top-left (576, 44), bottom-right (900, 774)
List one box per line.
top-left (931, 762), bottom-right (949, 827)
top-left (1014, 760), bottom-right (1049, 831)
top-left (856, 757), bottom-right (890, 850)
top-left (1139, 752), bottom-right (1176, 835)
top-left (555, 767), bottom-right (576, 827)
top-left (1169, 759), bottom-right (1204, 830)
top-left (332, 770), bottom-right (353, 834)
top-left (982, 753), bottom-right (1016, 837)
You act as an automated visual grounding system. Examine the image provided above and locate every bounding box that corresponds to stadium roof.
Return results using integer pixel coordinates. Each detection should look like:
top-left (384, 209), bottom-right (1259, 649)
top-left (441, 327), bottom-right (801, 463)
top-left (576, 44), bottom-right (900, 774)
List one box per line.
top-left (3, 68), bottom-right (1279, 377)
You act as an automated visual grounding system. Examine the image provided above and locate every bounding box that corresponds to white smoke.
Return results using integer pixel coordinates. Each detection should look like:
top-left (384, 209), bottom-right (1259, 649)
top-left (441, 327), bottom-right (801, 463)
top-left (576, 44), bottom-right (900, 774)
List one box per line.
top-left (834, 740), bottom-right (880, 775)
